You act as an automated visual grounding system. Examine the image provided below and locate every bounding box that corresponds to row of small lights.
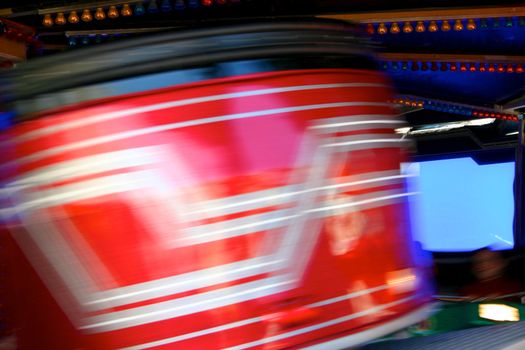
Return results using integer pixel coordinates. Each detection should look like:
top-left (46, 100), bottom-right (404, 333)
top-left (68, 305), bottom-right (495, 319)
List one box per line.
top-left (42, 0), bottom-right (240, 27)
top-left (68, 34), bottom-right (132, 46)
top-left (393, 97), bottom-right (519, 121)
top-left (366, 17), bottom-right (525, 35)
top-left (382, 61), bottom-right (525, 73)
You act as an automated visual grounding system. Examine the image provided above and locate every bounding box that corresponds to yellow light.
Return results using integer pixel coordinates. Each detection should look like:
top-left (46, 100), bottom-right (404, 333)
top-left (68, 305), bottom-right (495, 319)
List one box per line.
top-left (68, 10), bottom-right (80, 24)
top-left (416, 21), bottom-right (425, 32)
top-left (387, 268), bottom-right (417, 293)
top-left (479, 304), bottom-right (519, 322)
top-left (377, 23), bottom-right (388, 35)
top-left (402, 21), bottom-right (413, 33)
top-left (55, 12), bottom-right (66, 25)
top-left (42, 14), bottom-right (53, 27)
top-left (441, 20), bottom-right (451, 31)
top-left (467, 18), bottom-right (476, 30)
top-left (428, 20), bottom-right (438, 32)
top-left (454, 19), bottom-right (464, 31)
top-left (95, 7), bottom-right (106, 20)
top-left (390, 22), bottom-right (400, 34)
top-left (81, 9), bottom-right (93, 22)
top-left (108, 5), bottom-right (119, 18)
top-left (121, 3), bottom-right (133, 16)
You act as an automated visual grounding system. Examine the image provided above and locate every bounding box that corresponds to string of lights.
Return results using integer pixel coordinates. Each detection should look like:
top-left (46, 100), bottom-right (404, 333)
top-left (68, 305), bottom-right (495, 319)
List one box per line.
top-left (42, 0), bottom-right (241, 27)
top-left (365, 17), bottom-right (525, 35)
top-left (382, 61), bottom-right (525, 73)
top-left (393, 95), bottom-right (519, 121)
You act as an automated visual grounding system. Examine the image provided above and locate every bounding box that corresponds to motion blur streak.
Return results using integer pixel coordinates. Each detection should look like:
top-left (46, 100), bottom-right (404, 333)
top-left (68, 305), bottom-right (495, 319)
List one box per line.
top-left (0, 66), bottom-right (432, 349)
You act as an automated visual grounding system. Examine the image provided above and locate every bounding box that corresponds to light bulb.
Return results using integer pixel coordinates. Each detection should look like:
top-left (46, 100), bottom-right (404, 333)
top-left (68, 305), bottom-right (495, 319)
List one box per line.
top-left (148, 0), bottom-right (159, 12)
top-left (390, 22), bottom-right (400, 34)
top-left (441, 20), bottom-right (451, 31)
top-left (161, 0), bottom-right (172, 11)
top-left (454, 19), bottom-right (464, 31)
top-left (377, 23), bottom-right (388, 35)
top-left (81, 9), bottom-right (93, 22)
top-left (68, 10), bottom-right (80, 24)
top-left (428, 20), bottom-right (438, 32)
top-left (174, 0), bottom-right (185, 10)
top-left (415, 21), bottom-right (425, 32)
top-left (55, 12), bottom-right (66, 25)
top-left (95, 7), bottom-right (106, 20)
top-left (402, 21), bottom-right (413, 33)
top-left (42, 14), bottom-right (53, 27)
top-left (108, 5), bottom-right (119, 18)
top-left (135, 3), bottom-right (146, 15)
top-left (121, 4), bottom-right (133, 16)
top-left (467, 19), bottom-right (476, 30)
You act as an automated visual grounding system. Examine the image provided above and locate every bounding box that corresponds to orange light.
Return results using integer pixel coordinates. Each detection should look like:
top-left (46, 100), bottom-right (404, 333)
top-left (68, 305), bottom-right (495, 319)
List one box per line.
top-left (497, 64), bottom-right (505, 73)
top-left (81, 9), bottom-right (93, 22)
top-left (428, 20), bottom-right (438, 32)
top-left (507, 65), bottom-right (514, 73)
top-left (450, 63), bottom-right (457, 71)
top-left (467, 19), bottom-right (476, 30)
top-left (55, 12), bottom-right (66, 25)
top-left (403, 21), bottom-right (413, 33)
top-left (42, 14), bottom-right (53, 27)
top-left (488, 64), bottom-right (495, 73)
top-left (95, 7), bottom-right (106, 20)
top-left (441, 20), bottom-right (451, 31)
top-left (479, 65), bottom-right (486, 72)
top-left (415, 21), bottom-right (425, 32)
top-left (390, 22), bottom-right (400, 34)
top-left (516, 64), bottom-right (524, 73)
top-left (108, 5), bottom-right (119, 18)
top-left (366, 23), bottom-right (374, 35)
top-left (454, 19), bottom-right (464, 31)
top-left (469, 64), bottom-right (476, 72)
top-left (460, 63), bottom-right (467, 72)
top-left (377, 23), bottom-right (388, 35)
top-left (121, 3), bottom-right (133, 16)
top-left (68, 10), bottom-right (80, 23)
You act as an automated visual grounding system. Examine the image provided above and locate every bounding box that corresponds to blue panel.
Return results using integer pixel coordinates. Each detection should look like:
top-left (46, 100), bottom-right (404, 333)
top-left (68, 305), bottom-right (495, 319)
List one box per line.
top-left (404, 157), bottom-right (515, 251)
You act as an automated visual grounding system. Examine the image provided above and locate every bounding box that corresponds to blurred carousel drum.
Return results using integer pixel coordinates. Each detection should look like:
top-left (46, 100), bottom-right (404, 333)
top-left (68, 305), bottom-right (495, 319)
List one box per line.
top-left (0, 20), bottom-right (433, 350)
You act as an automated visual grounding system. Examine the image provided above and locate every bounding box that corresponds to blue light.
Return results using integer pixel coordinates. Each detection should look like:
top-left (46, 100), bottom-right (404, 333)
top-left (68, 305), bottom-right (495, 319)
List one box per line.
top-left (161, 0), bottom-right (172, 12)
top-left (135, 2), bottom-right (146, 15)
top-left (405, 157), bottom-right (515, 251)
top-left (188, 0), bottom-right (199, 9)
top-left (174, 0), bottom-right (185, 10)
top-left (0, 112), bottom-right (13, 131)
top-left (148, 0), bottom-right (159, 13)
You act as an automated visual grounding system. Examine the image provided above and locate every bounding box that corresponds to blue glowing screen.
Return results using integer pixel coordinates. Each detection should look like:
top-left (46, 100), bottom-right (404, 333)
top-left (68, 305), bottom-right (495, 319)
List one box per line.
top-left (405, 157), bottom-right (515, 252)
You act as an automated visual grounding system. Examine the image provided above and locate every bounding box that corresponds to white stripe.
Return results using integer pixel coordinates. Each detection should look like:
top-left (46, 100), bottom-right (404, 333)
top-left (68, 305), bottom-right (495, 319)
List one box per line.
top-left (118, 284), bottom-right (391, 350)
top-left (1, 101), bottom-right (391, 169)
top-left (308, 191), bottom-right (418, 215)
top-left (8, 146), bottom-right (166, 188)
top-left (86, 256), bottom-right (282, 308)
top-left (322, 135), bottom-right (406, 148)
top-left (80, 275), bottom-right (293, 333)
top-left (179, 188), bottom-right (410, 246)
top-left (13, 170), bottom-right (155, 213)
top-left (179, 209), bottom-right (296, 246)
top-left (119, 316), bottom-right (264, 350)
top-left (183, 171), bottom-right (408, 221)
top-left (310, 117), bottom-right (405, 133)
top-left (301, 303), bottom-right (436, 350)
top-left (8, 83), bottom-right (388, 145)
top-left (224, 295), bottom-right (420, 350)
